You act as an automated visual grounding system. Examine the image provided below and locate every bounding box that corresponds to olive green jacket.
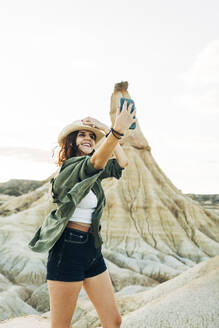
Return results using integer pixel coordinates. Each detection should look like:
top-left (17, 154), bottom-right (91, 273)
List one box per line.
top-left (28, 154), bottom-right (124, 252)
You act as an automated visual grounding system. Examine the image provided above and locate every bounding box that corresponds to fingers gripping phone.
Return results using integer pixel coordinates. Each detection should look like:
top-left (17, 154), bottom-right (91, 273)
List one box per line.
top-left (119, 97), bottom-right (136, 130)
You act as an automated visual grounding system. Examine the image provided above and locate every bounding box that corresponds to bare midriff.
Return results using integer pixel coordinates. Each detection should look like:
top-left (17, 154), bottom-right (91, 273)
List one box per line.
top-left (66, 220), bottom-right (91, 232)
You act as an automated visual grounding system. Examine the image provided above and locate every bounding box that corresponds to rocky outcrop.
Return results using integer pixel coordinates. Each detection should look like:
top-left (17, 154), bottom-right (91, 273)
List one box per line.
top-left (0, 179), bottom-right (44, 196)
top-left (187, 193), bottom-right (219, 215)
top-left (100, 82), bottom-right (219, 282)
top-left (70, 256), bottom-right (219, 328)
top-left (0, 183), bottom-right (51, 216)
top-left (119, 255), bottom-right (219, 328)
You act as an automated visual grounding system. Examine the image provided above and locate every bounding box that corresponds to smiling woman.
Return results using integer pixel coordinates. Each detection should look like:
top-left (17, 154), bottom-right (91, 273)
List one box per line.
top-left (29, 106), bottom-right (136, 328)
top-left (56, 119), bottom-right (105, 167)
top-left (75, 130), bottom-right (96, 156)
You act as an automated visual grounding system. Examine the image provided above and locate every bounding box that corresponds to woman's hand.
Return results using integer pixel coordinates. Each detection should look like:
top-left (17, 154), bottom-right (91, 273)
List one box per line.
top-left (113, 101), bottom-right (137, 134)
top-left (81, 117), bottom-right (109, 134)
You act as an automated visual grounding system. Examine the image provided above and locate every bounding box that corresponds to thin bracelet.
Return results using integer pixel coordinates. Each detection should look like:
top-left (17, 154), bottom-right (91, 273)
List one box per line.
top-left (105, 128), bottom-right (122, 139)
top-left (106, 127), bottom-right (124, 137)
top-left (111, 129), bottom-right (122, 139)
top-left (111, 127), bottom-right (124, 136)
top-left (105, 129), bottom-right (111, 138)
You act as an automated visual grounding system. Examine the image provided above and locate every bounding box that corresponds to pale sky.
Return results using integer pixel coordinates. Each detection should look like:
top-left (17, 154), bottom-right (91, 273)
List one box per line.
top-left (0, 0), bottom-right (219, 194)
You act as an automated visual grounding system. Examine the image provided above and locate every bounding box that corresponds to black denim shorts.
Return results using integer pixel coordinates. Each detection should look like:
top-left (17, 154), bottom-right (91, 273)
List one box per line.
top-left (46, 227), bottom-right (107, 282)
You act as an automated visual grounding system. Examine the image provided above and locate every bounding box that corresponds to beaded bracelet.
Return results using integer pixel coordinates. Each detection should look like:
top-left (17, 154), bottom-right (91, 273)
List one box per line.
top-left (105, 127), bottom-right (124, 139)
top-left (111, 130), bottom-right (122, 139)
top-left (105, 129), bottom-right (121, 139)
top-left (111, 127), bottom-right (124, 137)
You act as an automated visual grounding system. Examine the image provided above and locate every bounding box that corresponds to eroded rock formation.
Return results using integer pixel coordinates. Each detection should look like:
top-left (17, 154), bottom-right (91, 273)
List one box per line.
top-left (0, 179), bottom-right (43, 196)
top-left (100, 81), bottom-right (219, 282)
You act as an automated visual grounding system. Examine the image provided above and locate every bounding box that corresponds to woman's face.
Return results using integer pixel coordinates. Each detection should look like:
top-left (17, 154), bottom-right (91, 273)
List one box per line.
top-left (75, 130), bottom-right (96, 156)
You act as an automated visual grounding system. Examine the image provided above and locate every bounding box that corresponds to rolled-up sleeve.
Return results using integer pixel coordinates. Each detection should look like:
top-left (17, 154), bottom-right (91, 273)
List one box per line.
top-left (85, 157), bottom-right (103, 175)
top-left (99, 158), bottom-right (125, 180)
top-left (52, 156), bottom-right (104, 198)
top-left (79, 157), bottom-right (104, 179)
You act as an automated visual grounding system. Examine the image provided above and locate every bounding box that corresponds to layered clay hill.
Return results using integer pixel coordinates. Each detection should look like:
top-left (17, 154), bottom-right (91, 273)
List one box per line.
top-left (0, 82), bottom-right (219, 327)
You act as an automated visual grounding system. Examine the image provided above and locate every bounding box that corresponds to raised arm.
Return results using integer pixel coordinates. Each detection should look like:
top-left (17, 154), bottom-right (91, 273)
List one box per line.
top-left (88, 101), bottom-right (136, 170)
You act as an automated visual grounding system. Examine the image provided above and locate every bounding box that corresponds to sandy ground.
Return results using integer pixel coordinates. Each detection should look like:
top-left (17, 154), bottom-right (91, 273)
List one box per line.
top-left (0, 315), bottom-right (50, 328)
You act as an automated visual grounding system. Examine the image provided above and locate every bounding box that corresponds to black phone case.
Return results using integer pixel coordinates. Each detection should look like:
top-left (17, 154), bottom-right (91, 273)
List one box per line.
top-left (120, 97), bottom-right (136, 129)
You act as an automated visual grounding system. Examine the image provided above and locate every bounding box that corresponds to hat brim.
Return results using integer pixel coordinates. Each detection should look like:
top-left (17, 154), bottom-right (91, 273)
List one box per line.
top-left (58, 120), bottom-right (105, 147)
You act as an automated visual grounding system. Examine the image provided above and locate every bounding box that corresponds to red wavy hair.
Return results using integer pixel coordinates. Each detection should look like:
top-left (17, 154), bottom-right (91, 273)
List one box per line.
top-left (52, 130), bottom-right (96, 167)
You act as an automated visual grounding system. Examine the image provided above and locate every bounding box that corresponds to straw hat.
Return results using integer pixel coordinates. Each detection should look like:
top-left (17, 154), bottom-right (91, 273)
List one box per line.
top-left (58, 120), bottom-right (105, 147)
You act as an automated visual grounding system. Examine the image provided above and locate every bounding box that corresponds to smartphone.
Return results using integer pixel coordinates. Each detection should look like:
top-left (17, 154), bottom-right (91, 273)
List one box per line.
top-left (120, 97), bottom-right (136, 129)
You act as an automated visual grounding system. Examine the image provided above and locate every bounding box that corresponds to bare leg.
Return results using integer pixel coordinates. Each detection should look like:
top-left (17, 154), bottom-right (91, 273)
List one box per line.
top-left (83, 270), bottom-right (122, 328)
top-left (47, 279), bottom-right (83, 328)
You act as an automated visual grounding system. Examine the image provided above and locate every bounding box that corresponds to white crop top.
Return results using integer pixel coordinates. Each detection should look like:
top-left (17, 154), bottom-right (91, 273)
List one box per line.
top-left (69, 189), bottom-right (98, 224)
